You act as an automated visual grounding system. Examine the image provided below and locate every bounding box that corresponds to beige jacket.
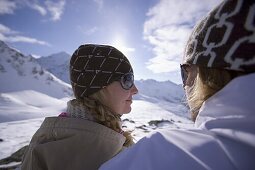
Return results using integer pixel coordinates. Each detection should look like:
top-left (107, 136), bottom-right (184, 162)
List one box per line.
top-left (21, 117), bottom-right (126, 170)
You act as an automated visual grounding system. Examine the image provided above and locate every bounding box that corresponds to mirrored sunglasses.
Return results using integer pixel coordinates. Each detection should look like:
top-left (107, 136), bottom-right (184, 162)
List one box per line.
top-left (119, 72), bottom-right (134, 90)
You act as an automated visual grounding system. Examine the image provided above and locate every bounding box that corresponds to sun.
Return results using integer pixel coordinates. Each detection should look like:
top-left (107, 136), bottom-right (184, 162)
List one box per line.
top-left (110, 36), bottom-right (134, 57)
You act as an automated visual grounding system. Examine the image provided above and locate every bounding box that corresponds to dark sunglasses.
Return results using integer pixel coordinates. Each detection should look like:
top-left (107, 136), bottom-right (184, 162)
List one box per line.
top-left (119, 72), bottom-right (134, 90)
top-left (180, 64), bottom-right (189, 85)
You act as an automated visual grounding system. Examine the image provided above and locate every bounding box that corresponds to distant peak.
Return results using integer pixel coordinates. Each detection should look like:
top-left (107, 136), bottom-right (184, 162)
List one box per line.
top-left (56, 51), bottom-right (69, 55)
top-left (47, 51), bottom-right (70, 57)
top-left (0, 40), bottom-right (9, 48)
top-left (0, 40), bottom-right (23, 54)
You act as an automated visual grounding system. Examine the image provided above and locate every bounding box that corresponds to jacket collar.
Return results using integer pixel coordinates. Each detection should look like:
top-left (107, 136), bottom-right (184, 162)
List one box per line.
top-left (195, 73), bottom-right (255, 129)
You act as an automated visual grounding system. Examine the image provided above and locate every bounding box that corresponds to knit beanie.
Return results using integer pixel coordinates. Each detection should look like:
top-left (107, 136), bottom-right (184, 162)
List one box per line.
top-left (70, 44), bottom-right (133, 99)
top-left (183, 0), bottom-right (255, 73)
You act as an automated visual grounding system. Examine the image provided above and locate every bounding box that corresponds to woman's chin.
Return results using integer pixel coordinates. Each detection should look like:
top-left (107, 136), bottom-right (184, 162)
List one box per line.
top-left (123, 108), bottom-right (132, 114)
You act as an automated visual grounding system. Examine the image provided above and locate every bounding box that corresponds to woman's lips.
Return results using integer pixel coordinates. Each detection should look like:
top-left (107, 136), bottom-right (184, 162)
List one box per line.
top-left (126, 99), bottom-right (132, 103)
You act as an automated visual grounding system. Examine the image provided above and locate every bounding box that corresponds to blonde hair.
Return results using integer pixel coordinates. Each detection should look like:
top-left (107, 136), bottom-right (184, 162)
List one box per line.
top-left (187, 67), bottom-right (244, 121)
top-left (72, 90), bottom-right (134, 147)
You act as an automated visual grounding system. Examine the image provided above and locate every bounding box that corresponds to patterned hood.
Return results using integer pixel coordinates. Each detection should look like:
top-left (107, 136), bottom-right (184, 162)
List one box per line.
top-left (183, 0), bottom-right (255, 73)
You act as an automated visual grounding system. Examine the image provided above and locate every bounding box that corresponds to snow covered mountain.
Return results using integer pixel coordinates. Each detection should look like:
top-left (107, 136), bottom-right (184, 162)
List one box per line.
top-left (135, 79), bottom-right (184, 103)
top-left (0, 40), bottom-right (73, 122)
top-left (37, 52), bottom-right (71, 83)
top-left (0, 40), bottom-right (72, 98)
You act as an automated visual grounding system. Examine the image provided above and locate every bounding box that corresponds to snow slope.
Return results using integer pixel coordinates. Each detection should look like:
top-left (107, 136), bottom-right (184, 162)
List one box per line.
top-left (0, 98), bottom-right (193, 160)
top-left (0, 41), bottom-right (72, 99)
top-left (0, 90), bottom-right (69, 123)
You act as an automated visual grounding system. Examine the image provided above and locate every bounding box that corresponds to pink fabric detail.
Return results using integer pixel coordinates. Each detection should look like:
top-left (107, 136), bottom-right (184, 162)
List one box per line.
top-left (59, 112), bottom-right (70, 117)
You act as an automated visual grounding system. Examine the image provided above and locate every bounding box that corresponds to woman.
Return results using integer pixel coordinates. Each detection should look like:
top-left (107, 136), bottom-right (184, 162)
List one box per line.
top-left (21, 44), bottom-right (138, 170)
top-left (100, 0), bottom-right (255, 169)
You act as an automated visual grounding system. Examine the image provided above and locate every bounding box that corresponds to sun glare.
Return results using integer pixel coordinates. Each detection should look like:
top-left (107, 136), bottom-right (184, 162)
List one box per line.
top-left (111, 36), bottom-right (134, 57)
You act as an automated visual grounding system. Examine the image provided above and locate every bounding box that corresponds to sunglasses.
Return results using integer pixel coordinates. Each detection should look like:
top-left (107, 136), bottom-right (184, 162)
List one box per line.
top-left (119, 72), bottom-right (134, 90)
top-left (180, 64), bottom-right (189, 85)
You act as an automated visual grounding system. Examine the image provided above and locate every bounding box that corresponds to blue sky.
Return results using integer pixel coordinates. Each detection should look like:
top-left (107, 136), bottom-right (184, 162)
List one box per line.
top-left (0, 0), bottom-right (221, 84)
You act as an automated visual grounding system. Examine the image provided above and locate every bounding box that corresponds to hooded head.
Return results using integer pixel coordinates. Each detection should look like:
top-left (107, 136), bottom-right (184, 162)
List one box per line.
top-left (183, 0), bottom-right (255, 73)
top-left (70, 44), bottom-right (133, 99)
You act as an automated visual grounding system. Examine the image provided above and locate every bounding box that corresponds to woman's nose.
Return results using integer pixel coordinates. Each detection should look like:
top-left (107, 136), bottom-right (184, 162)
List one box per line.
top-left (131, 84), bottom-right (138, 95)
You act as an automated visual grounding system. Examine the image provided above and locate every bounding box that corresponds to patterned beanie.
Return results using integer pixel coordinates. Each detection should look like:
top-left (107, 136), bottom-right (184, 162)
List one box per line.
top-left (70, 44), bottom-right (133, 98)
top-left (183, 0), bottom-right (255, 73)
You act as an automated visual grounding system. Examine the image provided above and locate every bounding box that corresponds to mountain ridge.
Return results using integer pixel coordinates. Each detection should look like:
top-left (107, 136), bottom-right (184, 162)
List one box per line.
top-left (0, 40), bottom-right (72, 99)
top-left (37, 51), bottom-right (71, 83)
top-left (0, 40), bottom-right (185, 104)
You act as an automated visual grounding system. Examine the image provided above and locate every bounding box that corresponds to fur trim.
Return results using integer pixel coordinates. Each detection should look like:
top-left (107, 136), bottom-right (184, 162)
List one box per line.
top-left (66, 100), bottom-right (95, 121)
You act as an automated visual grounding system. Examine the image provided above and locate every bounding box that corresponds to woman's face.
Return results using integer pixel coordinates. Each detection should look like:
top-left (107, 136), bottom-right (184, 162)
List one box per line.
top-left (101, 81), bottom-right (138, 115)
top-left (182, 64), bottom-right (198, 88)
top-left (181, 64), bottom-right (198, 109)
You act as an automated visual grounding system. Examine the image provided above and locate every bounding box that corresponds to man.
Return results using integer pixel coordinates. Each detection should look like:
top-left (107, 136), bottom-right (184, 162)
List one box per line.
top-left (100, 0), bottom-right (255, 169)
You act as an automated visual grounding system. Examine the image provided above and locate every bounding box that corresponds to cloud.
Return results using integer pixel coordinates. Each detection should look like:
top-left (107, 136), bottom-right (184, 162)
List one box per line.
top-left (0, 0), bottom-right (17, 14)
top-left (6, 35), bottom-right (50, 45)
top-left (0, 24), bottom-right (17, 34)
top-left (79, 26), bottom-right (98, 35)
top-left (0, 0), bottom-right (65, 21)
top-left (45, 0), bottom-right (66, 21)
top-left (0, 23), bottom-right (50, 46)
top-left (144, 0), bottom-right (221, 73)
top-left (29, 3), bottom-right (47, 16)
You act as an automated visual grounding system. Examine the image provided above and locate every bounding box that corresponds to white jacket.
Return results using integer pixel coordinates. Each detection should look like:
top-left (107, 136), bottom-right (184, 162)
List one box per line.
top-left (100, 73), bottom-right (255, 170)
